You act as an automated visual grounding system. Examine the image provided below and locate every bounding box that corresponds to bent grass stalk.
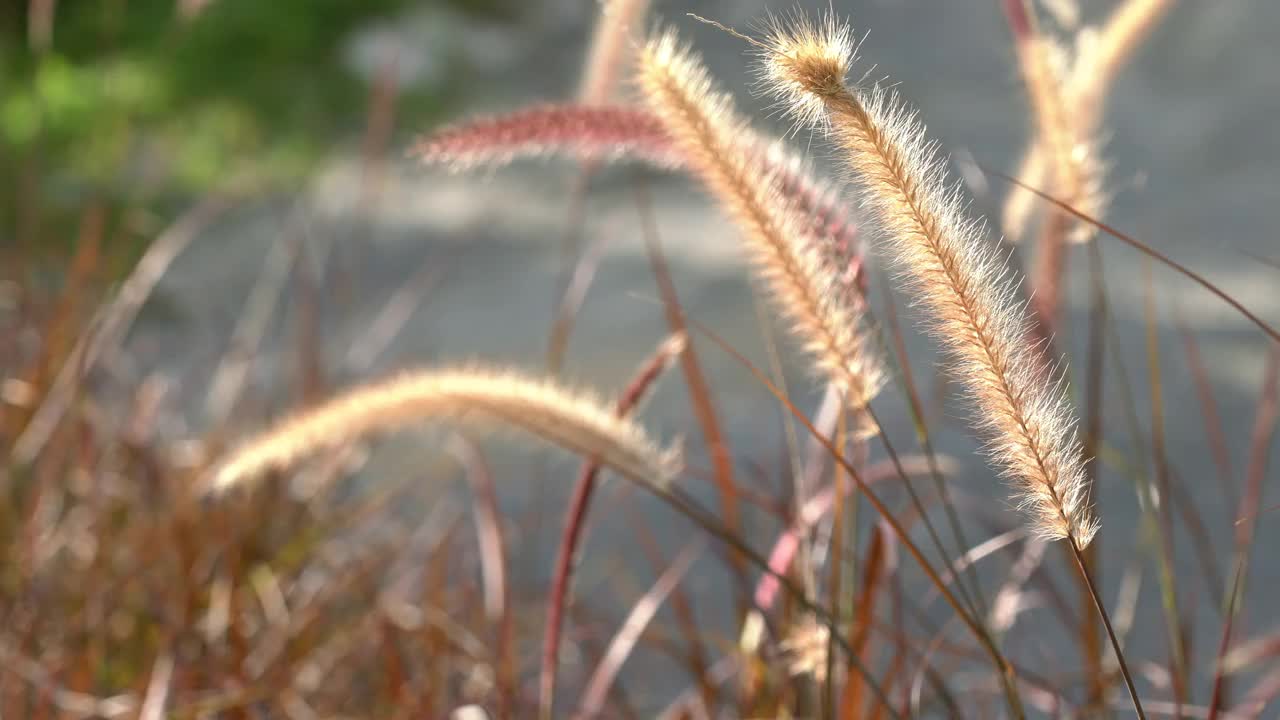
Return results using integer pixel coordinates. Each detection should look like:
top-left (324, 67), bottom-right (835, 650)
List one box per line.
top-left (538, 333), bottom-right (686, 720)
top-left (754, 12), bottom-right (1145, 717)
top-left (210, 366), bottom-right (681, 494)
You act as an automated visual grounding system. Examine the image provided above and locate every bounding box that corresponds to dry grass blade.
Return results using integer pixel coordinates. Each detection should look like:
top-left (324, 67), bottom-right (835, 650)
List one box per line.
top-left (539, 332), bottom-right (686, 720)
top-left (210, 366), bottom-right (681, 492)
top-left (575, 540), bottom-right (704, 719)
top-left (633, 175), bottom-right (748, 622)
top-left (1142, 258), bottom-right (1189, 703)
top-left (1174, 310), bottom-right (1237, 514)
top-left (449, 435), bottom-right (516, 716)
top-left (138, 653), bottom-right (175, 720)
top-left (12, 195), bottom-right (233, 464)
top-left (1210, 346), bottom-right (1280, 719)
top-left (204, 217), bottom-right (298, 426)
top-left (841, 523), bottom-right (895, 717)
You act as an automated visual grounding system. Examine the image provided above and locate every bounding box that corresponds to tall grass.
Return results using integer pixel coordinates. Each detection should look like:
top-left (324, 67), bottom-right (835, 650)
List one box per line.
top-left (6, 1), bottom-right (1280, 718)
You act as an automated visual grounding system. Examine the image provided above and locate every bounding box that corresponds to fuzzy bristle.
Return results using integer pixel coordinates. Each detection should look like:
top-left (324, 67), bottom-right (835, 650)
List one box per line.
top-left (759, 14), bottom-right (1097, 547)
top-left (637, 29), bottom-right (882, 408)
top-left (210, 367), bottom-right (681, 493)
top-left (756, 12), bottom-right (856, 131)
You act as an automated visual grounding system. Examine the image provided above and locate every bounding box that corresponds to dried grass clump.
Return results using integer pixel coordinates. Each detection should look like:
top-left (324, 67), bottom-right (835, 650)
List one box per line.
top-left (637, 29), bottom-right (882, 408)
top-left (211, 366), bottom-right (681, 492)
top-left (758, 14), bottom-right (1097, 547)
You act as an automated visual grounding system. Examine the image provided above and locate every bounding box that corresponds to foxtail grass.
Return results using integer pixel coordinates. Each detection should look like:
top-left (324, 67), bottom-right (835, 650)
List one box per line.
top-left (1004, 0), bottom-right (1105, 248)
top-left (413, 104), bottom-right (860, 258)
top-left (411, 105), bottom-right (682, 171)
top-left (1002, 0), bottom-right (1108, 338)
top-left (636, 29), bottom-right (883, 409)
top-left (756, 12), bottom-right (1148, 716)
top-left (758, 14), bottom-right (1097, 548)
top-left (210, 366), bottom-right (681, 493)
top-left (1001, 0), bottom-right (1172, 243)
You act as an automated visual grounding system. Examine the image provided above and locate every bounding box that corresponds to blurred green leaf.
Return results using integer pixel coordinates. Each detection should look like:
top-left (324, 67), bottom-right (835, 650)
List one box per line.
top-left (1, 0), bottom-right (517, 252)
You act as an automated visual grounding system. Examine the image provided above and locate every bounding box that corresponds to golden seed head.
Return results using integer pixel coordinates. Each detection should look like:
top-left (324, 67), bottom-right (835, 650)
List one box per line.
top-left (756, 12), bottom-right (1099, 548)
top-left (757, 13), bottom-right (856, 129)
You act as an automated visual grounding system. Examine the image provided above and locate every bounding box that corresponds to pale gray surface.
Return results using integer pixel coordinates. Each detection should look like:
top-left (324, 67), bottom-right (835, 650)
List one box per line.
top-left (128, 0), bottom-right (1278, 713)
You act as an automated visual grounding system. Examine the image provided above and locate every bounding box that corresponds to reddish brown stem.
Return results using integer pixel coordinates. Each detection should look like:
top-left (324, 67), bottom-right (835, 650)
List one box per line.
top-left (537, 334), bottom-right (684, 720)
top-left (1209, 346), bottom-right (1280, 718)
top-left (1031, 211), bottom-right (1071, 344)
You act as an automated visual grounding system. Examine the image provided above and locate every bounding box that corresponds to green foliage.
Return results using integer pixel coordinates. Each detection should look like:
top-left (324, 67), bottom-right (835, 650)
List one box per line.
top-left (0, 0), bottom-right (514, 251)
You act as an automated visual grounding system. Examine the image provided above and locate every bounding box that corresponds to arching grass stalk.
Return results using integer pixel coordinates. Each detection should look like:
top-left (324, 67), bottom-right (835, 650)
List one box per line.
top-left (753, 11), bottom-right (1144, 718)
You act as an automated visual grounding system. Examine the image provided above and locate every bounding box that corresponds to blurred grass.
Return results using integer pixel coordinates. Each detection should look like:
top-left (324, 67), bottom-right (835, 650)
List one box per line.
top-left (0, 0), bottom-right (516, 261)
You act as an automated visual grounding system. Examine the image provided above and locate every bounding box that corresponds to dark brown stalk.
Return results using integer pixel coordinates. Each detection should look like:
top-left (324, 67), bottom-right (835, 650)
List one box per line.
top-left (538, 333), bottom-right (686, 720)
top-left (1208, 565), bottom-right (1246, 720)
top-left (1068, 535), bottom-right (1146, 720)
top-left (1174, 310), bottom-right (1237, 513)
top-left (1081, 234), bottom-right (1107, 710)
top-left (1031, 212), bottom-right (1071, 342)
top-left (840, 523), bottom-right (891, 717)
top-left (1143, 259), bottom-right (1189, 705)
